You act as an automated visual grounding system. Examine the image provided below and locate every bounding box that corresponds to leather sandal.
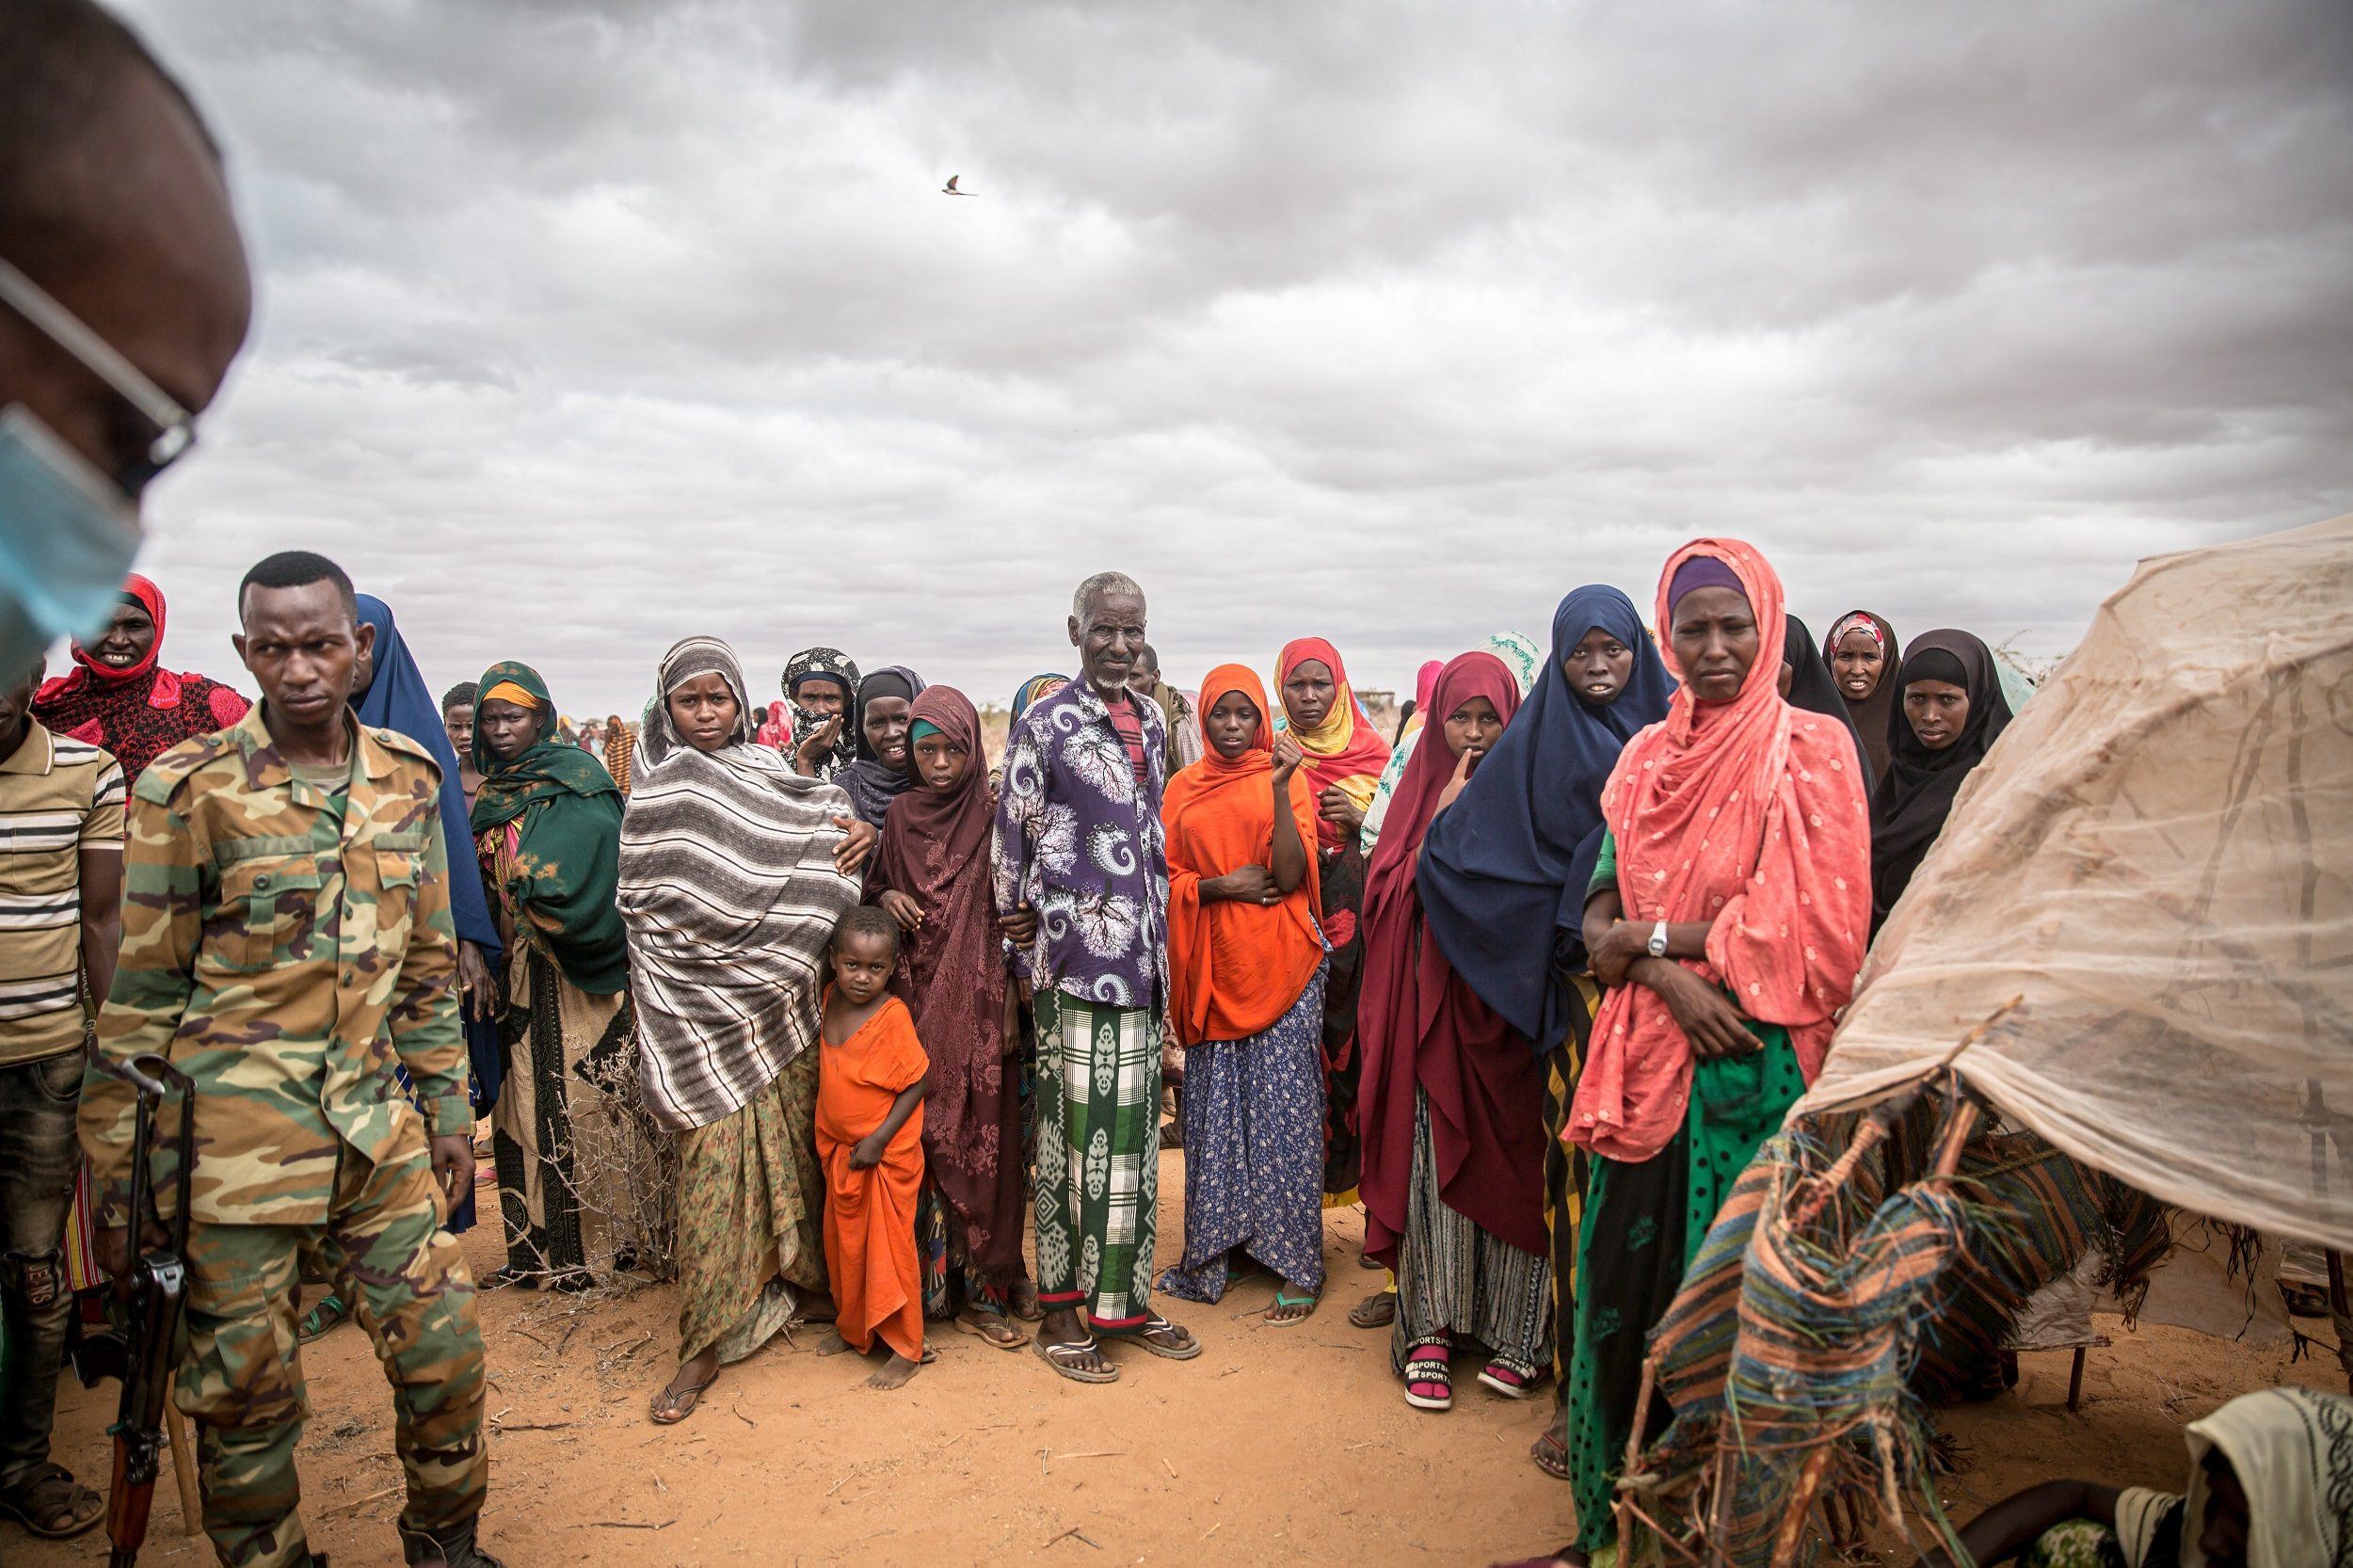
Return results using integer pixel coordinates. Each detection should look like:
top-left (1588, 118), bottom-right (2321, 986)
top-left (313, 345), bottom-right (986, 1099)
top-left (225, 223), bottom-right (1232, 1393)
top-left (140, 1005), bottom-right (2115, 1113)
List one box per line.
top-left (0, 1464), bottom-right (103, 1540)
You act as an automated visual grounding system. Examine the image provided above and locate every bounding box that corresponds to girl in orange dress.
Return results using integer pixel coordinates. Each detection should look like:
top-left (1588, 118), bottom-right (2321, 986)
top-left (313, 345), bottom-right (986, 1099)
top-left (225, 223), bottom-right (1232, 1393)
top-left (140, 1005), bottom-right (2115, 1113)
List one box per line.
top-left (815, 907), bottom-right (932, 1389)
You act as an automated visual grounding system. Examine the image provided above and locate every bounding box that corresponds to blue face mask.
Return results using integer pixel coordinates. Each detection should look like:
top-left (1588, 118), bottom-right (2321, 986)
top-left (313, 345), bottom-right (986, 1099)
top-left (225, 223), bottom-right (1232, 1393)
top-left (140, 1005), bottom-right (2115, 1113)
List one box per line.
top-left (0, 406), bottom-right (141, 676)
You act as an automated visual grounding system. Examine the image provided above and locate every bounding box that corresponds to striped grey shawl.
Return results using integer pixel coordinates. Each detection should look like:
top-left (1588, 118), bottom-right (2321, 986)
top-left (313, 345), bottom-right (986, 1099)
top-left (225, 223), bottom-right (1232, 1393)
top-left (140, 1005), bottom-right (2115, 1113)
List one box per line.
top-left (620, 636), bottom-right (861, 1131)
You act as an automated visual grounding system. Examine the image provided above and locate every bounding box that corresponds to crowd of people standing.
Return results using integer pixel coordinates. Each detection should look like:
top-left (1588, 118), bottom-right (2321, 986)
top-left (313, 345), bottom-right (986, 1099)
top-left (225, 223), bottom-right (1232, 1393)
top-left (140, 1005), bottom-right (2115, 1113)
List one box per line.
top-left (0, 534), bottom-right (2038, 1563)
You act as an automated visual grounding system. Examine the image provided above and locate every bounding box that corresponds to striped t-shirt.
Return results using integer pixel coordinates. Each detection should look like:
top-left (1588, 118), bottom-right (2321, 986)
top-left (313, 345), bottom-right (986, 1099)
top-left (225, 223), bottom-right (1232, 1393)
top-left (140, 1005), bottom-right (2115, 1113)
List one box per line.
top-left (1104, 690), bottom-right (1149, 786)
top-left (0, 722), bottom-right (126, 1065)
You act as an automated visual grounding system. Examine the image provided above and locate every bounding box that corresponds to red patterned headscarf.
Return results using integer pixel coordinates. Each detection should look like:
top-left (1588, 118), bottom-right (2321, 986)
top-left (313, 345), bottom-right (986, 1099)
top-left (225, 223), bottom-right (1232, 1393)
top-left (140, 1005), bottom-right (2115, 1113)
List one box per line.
top-left (33, 573), bottom-right (250, 780)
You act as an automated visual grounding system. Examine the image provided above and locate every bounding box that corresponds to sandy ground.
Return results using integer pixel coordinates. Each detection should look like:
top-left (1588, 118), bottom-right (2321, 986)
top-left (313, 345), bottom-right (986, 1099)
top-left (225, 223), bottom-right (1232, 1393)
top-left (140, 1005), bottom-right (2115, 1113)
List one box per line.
top-left (14, 1144), bottom-right (2344, 1568)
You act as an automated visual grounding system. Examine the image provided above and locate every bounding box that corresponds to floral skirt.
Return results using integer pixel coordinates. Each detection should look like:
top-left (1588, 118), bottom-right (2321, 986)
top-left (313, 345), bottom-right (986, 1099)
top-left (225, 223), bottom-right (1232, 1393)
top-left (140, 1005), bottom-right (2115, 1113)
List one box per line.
top-left (675, 1048), bottom-right (826, 1364)
top-left (1157, 966), bottom-right (1330, 1303)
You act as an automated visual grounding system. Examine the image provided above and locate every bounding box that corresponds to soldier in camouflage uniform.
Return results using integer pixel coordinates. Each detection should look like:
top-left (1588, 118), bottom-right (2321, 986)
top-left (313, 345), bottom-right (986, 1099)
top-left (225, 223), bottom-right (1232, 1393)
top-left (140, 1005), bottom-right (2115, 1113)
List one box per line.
top-left (80, 552), bottom-right (502, 1568)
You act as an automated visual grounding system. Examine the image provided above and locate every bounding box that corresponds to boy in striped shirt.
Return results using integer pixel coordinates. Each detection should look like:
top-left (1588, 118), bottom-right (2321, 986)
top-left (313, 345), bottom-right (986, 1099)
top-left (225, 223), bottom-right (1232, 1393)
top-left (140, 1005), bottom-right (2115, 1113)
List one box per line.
top-left (0, 659), bottom-right (124, 1541)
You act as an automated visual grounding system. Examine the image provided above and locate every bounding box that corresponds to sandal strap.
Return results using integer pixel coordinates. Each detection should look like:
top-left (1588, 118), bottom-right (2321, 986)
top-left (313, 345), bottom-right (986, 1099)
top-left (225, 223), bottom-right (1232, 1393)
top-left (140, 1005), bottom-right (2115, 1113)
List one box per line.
top-left (4, 1463), bottom-right (81, 1503)
top-left (1040, 1336), bottom-right (1100, 1362)
top-left (1403, 1357), bottom-right (1450, 1381)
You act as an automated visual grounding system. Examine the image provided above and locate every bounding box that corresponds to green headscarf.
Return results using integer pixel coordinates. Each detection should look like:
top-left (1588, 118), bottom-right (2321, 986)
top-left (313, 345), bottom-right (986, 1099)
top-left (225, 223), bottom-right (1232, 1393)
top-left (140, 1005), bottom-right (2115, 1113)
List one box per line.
top-left (469, 660), bottom-right (631, 994)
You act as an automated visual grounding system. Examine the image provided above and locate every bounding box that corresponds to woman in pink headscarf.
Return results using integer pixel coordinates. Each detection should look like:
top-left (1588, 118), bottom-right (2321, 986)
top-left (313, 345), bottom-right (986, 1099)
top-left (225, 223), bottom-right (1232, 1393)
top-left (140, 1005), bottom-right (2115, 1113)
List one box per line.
top-left (755, 700), bottom-right (793, 752)
top-left (1557, 538), bottom-right (1870, 1562)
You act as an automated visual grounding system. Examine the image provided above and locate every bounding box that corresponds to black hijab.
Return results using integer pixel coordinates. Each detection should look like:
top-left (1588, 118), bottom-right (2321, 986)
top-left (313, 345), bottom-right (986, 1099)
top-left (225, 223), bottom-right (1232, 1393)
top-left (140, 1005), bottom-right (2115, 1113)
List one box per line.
top-left (841, 664), bottom-right (925, 827)
top-left (1868, 630), bottom-right (2014, 932)
top-left (1783, 614), bottom-right (1868, 779)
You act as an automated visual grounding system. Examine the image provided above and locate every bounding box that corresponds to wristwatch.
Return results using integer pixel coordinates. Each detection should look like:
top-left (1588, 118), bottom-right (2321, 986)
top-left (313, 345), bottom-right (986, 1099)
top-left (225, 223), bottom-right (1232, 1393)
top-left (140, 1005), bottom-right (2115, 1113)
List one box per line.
top-left (1646, 920), bottom-right (1670, 960)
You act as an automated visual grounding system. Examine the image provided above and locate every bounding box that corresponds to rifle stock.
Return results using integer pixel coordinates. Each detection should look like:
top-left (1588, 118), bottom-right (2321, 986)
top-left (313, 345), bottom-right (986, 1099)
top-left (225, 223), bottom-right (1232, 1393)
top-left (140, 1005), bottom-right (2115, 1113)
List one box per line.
top-left (102, 1052), bottom-right (196, 1568)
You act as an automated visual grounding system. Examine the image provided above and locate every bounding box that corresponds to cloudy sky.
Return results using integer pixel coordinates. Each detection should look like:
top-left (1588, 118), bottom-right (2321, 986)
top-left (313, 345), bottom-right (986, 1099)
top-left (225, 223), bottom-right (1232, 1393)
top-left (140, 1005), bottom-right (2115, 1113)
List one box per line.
top-left (112, 0), bottom-right (2353, 717)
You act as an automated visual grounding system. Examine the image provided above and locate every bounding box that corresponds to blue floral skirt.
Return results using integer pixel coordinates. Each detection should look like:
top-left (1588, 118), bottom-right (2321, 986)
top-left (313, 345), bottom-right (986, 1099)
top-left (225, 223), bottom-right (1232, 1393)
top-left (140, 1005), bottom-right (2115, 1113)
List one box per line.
top-left (1157, 964), bottom-right (1330, 1302)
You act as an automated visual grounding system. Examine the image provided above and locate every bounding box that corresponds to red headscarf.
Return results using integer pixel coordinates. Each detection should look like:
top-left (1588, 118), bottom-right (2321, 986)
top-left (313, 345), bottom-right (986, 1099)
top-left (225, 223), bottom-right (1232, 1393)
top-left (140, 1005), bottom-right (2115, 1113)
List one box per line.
top-left (70, 573), bottom-right (168, 684)
top-left (1161, 665), bottom-right (1325, 1046)
top-left (1567, 538), bottom-right (1872, 1164)
top-left (1274, 637), bottom-right (1392, 854)
top-left (1413, 660), bottom-right (1444, 713)
top-left (1356, 651), bottom-right (1547, 1267)
top-left (872, 684), bottom-right (1024, 1280)
top-left (755, 699), bottom-right (793, 751)
top-left (33, 573), bottom-right (249, 780)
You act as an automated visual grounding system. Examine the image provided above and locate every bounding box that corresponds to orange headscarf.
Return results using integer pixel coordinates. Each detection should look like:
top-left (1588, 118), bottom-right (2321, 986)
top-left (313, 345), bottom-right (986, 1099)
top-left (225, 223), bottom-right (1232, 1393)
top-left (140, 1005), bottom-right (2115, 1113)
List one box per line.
top-left (1568, 537), bottom-right (1871, 1164)
top-left (1274, 637), bottom-right (1393, 854)
top-left (1162, 665), bottom-right (1326, 1046)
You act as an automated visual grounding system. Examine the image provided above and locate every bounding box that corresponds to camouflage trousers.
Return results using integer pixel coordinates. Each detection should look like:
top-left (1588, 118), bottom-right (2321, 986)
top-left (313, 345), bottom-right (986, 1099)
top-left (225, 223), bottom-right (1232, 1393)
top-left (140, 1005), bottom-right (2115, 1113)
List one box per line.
top-left (177, 1137), bottom-right (487, 1568)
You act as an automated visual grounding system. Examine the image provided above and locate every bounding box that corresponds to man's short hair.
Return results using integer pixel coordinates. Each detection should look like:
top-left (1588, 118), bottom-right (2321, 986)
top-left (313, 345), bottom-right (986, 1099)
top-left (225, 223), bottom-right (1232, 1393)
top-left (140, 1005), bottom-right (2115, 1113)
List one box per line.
top-left (237, 551), bottom-right (356, 624)
top-left (0, 1), bottom-right (218, 254)
top-left (1138, 643), bottom-right (1160, 669)
top-left (441, 681), bottom-right (479, 714)
top-left (1072, 570), bottom-right (1144, 626)
top-left (831, 904), bottom-right (902, 957)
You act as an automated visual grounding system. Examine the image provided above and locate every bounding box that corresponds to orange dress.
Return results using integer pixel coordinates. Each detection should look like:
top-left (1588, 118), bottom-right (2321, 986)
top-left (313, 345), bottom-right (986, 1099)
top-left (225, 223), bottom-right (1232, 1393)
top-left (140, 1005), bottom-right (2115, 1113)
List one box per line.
top-left (816, 995), bottom-right (929, 1360)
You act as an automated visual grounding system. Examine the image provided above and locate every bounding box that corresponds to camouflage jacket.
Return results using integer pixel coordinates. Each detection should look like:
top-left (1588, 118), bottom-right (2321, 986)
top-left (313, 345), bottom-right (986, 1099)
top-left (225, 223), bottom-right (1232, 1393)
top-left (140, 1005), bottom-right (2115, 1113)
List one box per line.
top-left (80, 705), bottom-right (469, 1227)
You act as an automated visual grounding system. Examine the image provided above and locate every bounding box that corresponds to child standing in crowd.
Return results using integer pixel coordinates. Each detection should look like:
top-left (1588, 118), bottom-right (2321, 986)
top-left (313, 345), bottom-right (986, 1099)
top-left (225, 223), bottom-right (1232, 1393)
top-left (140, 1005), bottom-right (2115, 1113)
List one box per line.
top-left (871, 687), bottom-right (1035, 1347)
top-left (816, 908), bottom-right (933, 1390)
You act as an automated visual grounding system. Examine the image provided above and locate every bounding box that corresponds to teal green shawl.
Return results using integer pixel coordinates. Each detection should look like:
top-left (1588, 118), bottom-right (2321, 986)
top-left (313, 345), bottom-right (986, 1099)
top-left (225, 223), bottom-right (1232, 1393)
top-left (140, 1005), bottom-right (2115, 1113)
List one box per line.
top-left (469, 661), bottom-right (630, 994)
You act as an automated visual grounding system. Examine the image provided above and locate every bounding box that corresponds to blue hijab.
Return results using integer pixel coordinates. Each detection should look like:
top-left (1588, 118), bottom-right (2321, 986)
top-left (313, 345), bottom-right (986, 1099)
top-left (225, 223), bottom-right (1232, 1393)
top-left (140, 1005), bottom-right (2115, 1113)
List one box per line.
top-left (354, 594), bottom-right (504, 1214)
top-left (354, 595), bottom-right (500, 955)
top-left (1417, 585), bottom-right (1676, 1051)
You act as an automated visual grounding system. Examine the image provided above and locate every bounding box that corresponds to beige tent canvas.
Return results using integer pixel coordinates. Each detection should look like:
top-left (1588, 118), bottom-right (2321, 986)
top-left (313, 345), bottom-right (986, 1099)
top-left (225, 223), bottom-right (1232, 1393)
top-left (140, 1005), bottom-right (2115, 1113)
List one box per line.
top-left (1801, 513), bottom-right (2353, 1253)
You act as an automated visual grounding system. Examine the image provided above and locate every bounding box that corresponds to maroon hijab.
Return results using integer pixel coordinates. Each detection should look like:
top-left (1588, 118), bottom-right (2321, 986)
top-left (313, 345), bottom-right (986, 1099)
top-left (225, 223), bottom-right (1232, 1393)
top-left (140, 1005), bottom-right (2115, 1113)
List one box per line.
top-left (1357, 651), bottom-right (1547, 1268)
top-left (873, 685), bottom-right (1023, 1281)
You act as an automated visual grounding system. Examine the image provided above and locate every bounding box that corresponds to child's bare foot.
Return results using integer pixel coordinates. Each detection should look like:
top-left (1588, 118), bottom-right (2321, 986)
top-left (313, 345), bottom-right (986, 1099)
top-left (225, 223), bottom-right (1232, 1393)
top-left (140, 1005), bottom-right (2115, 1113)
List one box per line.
top-left (815, 1330), bottom-right (853, 1357)
top-left (867, 1352), bottom-right (922, 1390)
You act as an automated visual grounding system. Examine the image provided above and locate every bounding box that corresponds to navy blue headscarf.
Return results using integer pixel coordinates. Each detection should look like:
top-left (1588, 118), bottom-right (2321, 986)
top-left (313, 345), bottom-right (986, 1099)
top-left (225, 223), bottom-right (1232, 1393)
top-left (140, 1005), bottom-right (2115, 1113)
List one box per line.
top-left (1417, 584), bottom-right (1676, 1051)
top-left (354, 595), bottom-right (504, 1203)
top-left (355, 595), bottom-right (500, 952)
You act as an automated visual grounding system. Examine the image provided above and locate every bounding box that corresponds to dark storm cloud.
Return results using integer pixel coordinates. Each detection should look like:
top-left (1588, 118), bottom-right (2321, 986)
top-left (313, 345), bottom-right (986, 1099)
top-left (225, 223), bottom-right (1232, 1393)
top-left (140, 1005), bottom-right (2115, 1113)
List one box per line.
top-left (110, 0), bottom-right (2353, 715)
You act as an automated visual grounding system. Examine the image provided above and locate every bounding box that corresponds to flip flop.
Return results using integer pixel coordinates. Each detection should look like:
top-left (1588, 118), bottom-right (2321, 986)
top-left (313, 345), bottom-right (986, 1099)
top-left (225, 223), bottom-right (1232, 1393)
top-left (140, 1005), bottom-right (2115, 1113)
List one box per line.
top-left (955, 1309), bottom-right (1032, 1351)
top-left (649, 1368), bottom-right (719, 1424)
top-left (1263, 1288), bottom-right (1319, 1327)
top-left (1529, 1426), bottom-right (1572, 1480)
top-left (1032, 1333), bottom-right (1119, 1384)
top-left (1128, 1312), bottom-right (1203, 1360)
top-left (1347, 1291), bottom-right (1396, 1330)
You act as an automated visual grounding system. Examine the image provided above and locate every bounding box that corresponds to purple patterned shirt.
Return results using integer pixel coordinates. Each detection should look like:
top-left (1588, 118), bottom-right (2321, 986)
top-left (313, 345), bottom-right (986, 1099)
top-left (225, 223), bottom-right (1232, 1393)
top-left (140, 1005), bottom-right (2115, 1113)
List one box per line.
top-left (992, 678), bottom-right (1169, 1009)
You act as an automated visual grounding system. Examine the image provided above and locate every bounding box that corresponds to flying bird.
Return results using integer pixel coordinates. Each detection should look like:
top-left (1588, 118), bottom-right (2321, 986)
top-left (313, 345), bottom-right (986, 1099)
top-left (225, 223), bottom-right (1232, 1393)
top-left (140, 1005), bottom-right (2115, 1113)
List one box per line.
top-left (941, 174), bottom-right (975, 196)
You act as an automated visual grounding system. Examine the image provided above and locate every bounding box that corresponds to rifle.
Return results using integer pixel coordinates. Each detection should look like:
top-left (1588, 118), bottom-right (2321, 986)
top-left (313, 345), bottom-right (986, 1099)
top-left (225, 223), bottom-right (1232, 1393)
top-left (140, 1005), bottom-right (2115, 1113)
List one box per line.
top-left (99, 1051), bottom-right (198, 1568)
